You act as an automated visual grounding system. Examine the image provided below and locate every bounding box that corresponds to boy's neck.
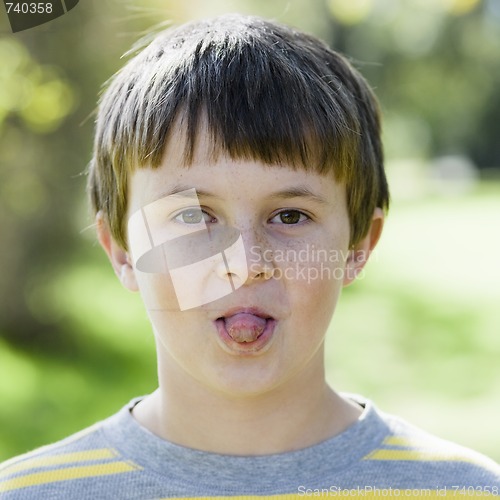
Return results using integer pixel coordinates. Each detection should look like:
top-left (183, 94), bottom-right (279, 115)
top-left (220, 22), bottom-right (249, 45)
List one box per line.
top-left (132, 352), bottom-right (362, 455)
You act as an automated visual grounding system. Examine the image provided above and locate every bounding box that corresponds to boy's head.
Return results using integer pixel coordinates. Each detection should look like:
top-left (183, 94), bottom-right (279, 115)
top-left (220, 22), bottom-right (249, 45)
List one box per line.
top-left (88, 13), bottom-right (389, 251)
top-left (89, 13), bottom-right (389, 397)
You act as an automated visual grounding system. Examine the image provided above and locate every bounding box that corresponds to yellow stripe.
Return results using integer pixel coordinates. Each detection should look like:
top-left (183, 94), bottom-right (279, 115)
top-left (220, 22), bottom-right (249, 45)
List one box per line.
top-left (157, 497), bottom-right (298, 500)
top-left (0, 462), bottom-right (140, 493)
top-left (0, 448), bottom-right (118, 477)
top-left (156, 493), bottom-right (494, 499)
top-left (383, 436), bottom-right (434, 448)
top-left (364, 449), bottom-right (476, 463)
top-left (157, 497), bottom-right (296, 500)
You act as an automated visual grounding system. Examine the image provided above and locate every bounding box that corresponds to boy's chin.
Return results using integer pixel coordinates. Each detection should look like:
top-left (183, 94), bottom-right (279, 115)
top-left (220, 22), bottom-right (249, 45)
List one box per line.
top-left (204, 364), bottom-right (287, 398)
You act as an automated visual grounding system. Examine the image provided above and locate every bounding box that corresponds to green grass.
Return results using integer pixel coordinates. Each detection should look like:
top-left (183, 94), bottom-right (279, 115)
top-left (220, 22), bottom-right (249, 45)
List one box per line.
top-left (1, 182), bottom-right (499, 463)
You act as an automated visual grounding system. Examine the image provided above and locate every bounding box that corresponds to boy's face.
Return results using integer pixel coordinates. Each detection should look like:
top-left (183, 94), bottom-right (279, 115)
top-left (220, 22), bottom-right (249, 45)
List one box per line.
top-left (99, 130), bottom-right (382, 398)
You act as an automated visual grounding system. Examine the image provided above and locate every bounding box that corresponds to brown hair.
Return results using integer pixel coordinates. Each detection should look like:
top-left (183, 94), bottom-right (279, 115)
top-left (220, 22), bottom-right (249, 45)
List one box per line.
top-left (88, 13), bottom-right (389, 249)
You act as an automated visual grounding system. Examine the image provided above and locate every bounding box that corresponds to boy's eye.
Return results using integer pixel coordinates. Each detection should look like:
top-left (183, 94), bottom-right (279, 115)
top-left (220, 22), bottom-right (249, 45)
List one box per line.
top-left (269, 210), bottom-right (309, 225)
top-left (174, 208), bottom-right (214, 224)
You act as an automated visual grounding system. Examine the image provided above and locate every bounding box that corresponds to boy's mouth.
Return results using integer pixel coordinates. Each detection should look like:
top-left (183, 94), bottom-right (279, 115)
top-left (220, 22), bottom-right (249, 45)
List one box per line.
top-left (221, 312), bottom-right (268, 342)
top-left (214, 308), bottom-right (277, 351)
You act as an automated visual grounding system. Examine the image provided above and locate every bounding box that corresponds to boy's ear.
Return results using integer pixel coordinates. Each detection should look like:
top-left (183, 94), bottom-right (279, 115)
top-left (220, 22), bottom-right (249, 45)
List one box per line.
top-left (343, 208), bottom-right (384, 287)
top-left (96, 212), bottom-right (138, 292)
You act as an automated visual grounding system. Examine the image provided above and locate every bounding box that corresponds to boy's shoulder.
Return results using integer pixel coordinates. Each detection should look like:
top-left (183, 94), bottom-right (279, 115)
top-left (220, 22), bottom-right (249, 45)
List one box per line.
top-left (0, 402), bottom-right (144, 499)
top-left (352, 395), bottom-right (500, 489)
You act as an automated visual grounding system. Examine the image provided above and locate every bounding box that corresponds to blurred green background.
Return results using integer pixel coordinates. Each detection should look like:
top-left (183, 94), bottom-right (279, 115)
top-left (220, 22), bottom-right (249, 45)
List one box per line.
top-left (1, 0), bottom-right (499, 463)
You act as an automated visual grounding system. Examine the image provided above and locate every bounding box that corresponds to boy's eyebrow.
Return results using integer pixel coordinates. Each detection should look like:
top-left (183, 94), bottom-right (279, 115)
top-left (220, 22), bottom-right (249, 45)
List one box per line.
top-left (270, 186), bottom-right (329, 205)
top-left (157, 184), bottom-right (217, 200)
top-left (156, 184), bottom-right (329, 205)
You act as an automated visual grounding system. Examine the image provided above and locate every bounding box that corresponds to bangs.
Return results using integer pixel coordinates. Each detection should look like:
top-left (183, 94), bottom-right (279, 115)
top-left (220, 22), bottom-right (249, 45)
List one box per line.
top-left (100, 16), bottom-right (362, 181)
top-left (179, 41), bottom-right (360, 180)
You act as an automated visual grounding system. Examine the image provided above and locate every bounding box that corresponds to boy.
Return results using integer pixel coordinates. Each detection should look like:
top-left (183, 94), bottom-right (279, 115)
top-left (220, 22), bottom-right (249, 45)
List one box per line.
top-left (1, 13), bottom-right (499, 499)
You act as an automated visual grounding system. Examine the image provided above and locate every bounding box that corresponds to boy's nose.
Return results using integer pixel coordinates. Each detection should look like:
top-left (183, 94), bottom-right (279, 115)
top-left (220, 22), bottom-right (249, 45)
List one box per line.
top-left (216, 226), bottom-right (274, 287)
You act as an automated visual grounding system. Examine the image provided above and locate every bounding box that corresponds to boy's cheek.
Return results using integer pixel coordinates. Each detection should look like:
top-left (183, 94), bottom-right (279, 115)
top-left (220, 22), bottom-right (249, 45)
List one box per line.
top-left (276, 261), bottom-right (348, 285)
top-left (135, 270), bottom-right (179, 312)
top-left (269, 240), bottom-right (350, 286)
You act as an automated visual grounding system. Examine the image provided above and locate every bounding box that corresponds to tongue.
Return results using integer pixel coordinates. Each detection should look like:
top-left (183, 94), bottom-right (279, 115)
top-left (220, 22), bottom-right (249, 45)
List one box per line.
top-left (224, 313), bottom-right (267, 343)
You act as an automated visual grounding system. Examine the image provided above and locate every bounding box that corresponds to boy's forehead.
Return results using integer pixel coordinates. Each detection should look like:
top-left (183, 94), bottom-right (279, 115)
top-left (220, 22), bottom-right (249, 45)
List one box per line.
top-left (128, 140), bottom-right (346, 216)
top-left (133, 118), bottom-right (338, 189)
top-left (163, 119), bottom-right (223, 168)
